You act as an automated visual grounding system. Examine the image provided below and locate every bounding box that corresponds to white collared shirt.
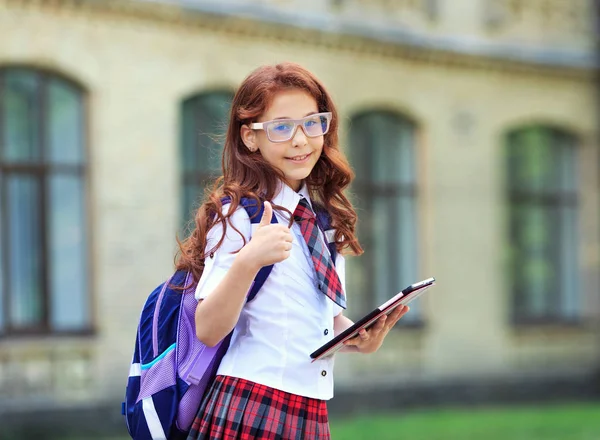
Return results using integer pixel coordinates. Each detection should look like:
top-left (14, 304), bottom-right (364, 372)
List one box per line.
top-left (195, 182), bottom-right (345, 400)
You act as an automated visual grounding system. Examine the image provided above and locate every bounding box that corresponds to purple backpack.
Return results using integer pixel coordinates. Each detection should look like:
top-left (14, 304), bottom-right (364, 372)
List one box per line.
top-left (122, 198), bottom-right (336, 440)
top-left (122, 199), bottom-right (275, 439)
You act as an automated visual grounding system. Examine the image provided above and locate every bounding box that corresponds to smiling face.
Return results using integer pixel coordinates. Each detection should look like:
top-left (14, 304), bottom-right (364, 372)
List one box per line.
top-left (241, 89), bottom-right (324, 192)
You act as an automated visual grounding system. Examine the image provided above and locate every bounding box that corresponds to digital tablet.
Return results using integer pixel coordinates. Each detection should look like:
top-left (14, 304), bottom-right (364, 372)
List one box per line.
top-left (310, 277), bottom-right (436, 362)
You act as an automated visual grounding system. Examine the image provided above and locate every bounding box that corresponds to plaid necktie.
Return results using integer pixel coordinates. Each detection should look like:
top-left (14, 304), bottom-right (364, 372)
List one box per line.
top-left (293, 197), bottom-right (346, 309)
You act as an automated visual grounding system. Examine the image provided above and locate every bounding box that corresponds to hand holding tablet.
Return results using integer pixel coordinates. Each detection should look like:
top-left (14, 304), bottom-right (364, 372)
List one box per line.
top-left (310, 277), bottom-right (436, 361)
top-left (342, 302), bottom-right (411, 354)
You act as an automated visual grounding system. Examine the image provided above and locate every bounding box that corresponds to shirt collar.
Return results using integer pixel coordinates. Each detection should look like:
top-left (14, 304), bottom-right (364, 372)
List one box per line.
top-left (272, 180), bottom-right (313, 215)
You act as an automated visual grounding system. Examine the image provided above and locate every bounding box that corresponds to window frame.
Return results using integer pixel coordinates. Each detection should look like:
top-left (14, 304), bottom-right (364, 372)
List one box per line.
top-left (505, 125), bottom-right (580, 326)
top-left (0, 67), bottom-right (92, 337)
top-left (180, 90), bottom-right (234, 225)
top-left (347, 109), bottom-right (423, 326)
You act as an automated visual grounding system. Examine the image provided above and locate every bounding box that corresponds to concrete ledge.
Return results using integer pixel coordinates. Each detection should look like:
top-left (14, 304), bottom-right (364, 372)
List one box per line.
top-left (1, 372), bottom-right (599, 439)
top-left (330, 372), bottom-right (600, 415)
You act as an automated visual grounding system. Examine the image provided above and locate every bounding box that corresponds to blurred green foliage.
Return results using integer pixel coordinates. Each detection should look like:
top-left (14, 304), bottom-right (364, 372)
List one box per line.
top-left (330, 402), bottom-right (600, 440)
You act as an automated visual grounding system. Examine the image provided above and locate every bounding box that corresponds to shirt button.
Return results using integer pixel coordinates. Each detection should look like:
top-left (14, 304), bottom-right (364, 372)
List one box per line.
top-left (324, 329), bottom-right (329, 336)
top-left (321, 370), bottom-right (327, 377)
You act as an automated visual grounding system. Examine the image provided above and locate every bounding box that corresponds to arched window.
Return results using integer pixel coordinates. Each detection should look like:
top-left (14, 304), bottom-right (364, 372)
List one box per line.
top-left (347, 110), bottom-right (420, 321)
top-left (0, 68), bottom-right (89, 335)
top-left (505, 126), bottom-right (579, 323)
top-left (180, 91), bottom-right (233, 223)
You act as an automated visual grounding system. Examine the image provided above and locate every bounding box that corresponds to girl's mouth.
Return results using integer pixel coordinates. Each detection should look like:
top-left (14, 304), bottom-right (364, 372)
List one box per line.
top-left (286, 153), bottom-right (311, 163)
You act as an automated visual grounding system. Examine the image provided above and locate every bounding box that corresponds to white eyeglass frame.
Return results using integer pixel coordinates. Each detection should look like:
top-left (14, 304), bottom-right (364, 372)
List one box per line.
top-left (249, 112), bottom-right (333, 143)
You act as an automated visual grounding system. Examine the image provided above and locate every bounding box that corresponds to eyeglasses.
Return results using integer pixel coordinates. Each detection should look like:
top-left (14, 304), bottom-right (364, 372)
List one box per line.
top-left (249, 112), bottom-right (332, 143)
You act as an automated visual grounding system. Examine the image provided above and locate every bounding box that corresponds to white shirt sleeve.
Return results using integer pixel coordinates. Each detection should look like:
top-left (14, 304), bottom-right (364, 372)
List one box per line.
top-left (194, 204), bottom-right (251, 301)
top-left (333, 252), bottom-right (346, 317)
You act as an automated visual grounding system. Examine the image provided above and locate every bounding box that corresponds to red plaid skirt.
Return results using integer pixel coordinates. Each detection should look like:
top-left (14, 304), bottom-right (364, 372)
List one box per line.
top-left (186, 375), bottom-right (331, 440)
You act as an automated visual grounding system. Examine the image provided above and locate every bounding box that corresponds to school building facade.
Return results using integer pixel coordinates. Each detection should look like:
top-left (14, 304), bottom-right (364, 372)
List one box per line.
top-left (0, 0), bottom-right (599, 435)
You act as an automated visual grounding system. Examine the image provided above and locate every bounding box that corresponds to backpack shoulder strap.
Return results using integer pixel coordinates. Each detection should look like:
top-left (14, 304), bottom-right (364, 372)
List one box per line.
top-left (219, 197), bottom-right (278, 302)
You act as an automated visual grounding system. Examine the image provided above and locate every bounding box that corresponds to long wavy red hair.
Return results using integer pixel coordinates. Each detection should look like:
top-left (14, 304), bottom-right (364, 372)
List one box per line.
top-left (176, 62), bottom-right (363, 282)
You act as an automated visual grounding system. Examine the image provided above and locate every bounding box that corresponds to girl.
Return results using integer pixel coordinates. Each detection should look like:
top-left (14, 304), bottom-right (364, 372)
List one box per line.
top-left (177, 62), bottom-right (410, 440)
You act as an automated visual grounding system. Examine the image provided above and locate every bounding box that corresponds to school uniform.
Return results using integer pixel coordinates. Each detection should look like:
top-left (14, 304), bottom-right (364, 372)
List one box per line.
top-left (187, 182), bottom-right (346, 440)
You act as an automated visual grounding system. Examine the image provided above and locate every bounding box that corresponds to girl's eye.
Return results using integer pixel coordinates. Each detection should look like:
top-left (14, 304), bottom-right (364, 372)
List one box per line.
top-left (305, 120), bottom-right (317, 127)
top-left (272, 123), bottom-right (293, 132)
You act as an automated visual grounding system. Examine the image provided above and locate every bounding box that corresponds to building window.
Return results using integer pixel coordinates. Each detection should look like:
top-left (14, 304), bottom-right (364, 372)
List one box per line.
top-left (347, 111), bottom-right (420, 322)
top-left (0, 68), bottom-right (89, 335)
top-left (180, 91), bottom-right (233, 223)
top-left (505, 126), bottom-right (579, 323)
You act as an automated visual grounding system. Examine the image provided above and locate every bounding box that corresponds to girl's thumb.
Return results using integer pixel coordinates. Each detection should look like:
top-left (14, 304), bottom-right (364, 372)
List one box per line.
top-left (259, 201), bottom-right (272, 227)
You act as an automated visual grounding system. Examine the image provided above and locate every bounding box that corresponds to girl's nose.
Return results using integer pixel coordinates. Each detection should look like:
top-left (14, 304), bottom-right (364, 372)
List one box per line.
top-left (291, 125), bottom-right (308, 147)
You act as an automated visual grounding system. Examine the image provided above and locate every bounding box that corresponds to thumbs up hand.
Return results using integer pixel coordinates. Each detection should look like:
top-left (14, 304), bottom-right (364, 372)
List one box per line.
top-left (238, 201), bottom-right (293, 271)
